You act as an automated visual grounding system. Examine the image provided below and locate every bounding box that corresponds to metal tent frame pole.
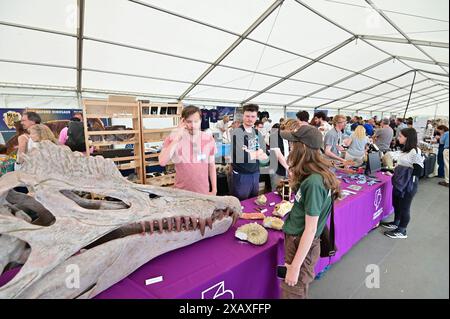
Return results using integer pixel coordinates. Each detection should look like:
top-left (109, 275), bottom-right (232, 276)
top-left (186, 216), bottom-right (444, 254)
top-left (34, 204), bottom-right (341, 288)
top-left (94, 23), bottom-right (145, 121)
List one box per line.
top-left (366, 92), bottom-right (448, 113)
top-left (285, 57), bottom-right (393, 107)
top-left (365, 0), bottom-right (449, 76)
top-left (241, 36), bottom-right (356, 104)
top-left (403, 71), bottom-right (417, 119)
top-left (0, 1), bottom-right (447, 110)
top-left (76, 0), bottom-right (85, 94)
top-left (395, 98), bottom-right (449, 114)
top-left (357, 35), bottom-right (449, 49)
top-left (292, 0), bottom-right (449, 103)
top-left (178, 0), bottom-right (285, 100)
top-left (315, 70), bottom-right (415, 110)
top-left (364, 85), bottom-right (448, 112)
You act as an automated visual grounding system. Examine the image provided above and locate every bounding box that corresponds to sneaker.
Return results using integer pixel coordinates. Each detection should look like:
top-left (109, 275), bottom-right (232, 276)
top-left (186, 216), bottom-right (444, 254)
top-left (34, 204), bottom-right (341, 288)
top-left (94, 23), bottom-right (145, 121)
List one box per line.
top-left (438, 181), bottom-right (449, 187)
top-left (384, 229), bottom-right (408, 239)
top-left (380, 222), bottom-right (398, 230)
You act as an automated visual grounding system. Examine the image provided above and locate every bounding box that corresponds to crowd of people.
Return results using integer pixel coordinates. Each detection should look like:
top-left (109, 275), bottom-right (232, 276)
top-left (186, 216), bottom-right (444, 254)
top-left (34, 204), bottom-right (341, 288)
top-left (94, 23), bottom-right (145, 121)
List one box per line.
top-left (0, 111), bottom-right (87, 175)
top-left (0, 106), bottom-right (448, 300)
top-left (155, 104), bottom-right (449, 298)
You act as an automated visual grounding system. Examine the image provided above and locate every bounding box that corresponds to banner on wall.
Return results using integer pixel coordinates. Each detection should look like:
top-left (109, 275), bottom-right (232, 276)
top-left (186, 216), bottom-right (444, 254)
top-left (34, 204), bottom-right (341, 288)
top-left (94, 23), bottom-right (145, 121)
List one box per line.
top-left (216, 106), bottom-right (236, 121)
top-left (0, 108), bottom-right (81, 144)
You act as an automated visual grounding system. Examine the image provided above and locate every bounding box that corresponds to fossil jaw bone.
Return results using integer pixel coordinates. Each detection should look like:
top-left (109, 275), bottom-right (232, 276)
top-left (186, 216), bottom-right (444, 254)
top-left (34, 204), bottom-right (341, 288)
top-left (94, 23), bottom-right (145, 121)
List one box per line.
top-left (0, 141), bottom-right (241, 299)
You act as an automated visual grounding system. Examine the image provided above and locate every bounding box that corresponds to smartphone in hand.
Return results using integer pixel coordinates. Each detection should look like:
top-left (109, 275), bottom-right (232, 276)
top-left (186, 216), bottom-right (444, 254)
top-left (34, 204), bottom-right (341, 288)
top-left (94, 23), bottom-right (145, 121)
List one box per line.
top-left (277, 265), bottom-right (287, 279)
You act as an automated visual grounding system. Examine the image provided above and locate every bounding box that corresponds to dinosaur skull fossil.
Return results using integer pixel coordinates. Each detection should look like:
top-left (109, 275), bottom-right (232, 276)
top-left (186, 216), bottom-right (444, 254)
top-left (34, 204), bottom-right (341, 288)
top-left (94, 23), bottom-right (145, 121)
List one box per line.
top-left (0, 141), bottom-right (241, 299)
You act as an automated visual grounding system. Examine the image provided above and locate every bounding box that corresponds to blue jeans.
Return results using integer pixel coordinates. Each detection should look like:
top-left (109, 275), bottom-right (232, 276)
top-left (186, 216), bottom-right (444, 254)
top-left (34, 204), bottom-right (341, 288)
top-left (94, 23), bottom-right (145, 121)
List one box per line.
top-left (231, 171), bottom-right (260, 201)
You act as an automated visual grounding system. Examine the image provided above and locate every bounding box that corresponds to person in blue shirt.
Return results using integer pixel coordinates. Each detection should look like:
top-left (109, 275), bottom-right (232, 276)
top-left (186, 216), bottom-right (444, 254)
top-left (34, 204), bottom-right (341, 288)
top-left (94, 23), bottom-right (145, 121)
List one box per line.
top-left (435, 125), bottom-right (448, 179)
top-left (363, 119), bottom-right (375, 137)
top-left (350, 116), bottom-right (362, 131)
top-left (437, 125), bottom-right (449, 187)
top-left (344, 116), bottom-right (353, 138)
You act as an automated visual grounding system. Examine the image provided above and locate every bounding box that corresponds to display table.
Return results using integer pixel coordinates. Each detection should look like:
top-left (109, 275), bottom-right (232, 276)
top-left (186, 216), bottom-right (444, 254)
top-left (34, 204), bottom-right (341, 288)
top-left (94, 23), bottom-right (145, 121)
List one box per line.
top-left (0, 172), bottom-right (393, 299)
top-left (315, 171), bottom-right (393, 273)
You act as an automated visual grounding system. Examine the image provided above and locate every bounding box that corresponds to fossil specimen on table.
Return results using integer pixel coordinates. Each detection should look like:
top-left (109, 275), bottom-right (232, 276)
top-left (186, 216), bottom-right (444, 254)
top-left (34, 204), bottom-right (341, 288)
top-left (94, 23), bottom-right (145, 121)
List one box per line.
top-left (255, 195), bottom-right (267, 206)
top-left (273, 201), bottom-right (293, 218)
top-left (263, 217), bottom-right (284, 231)
top-left (235, 223), bottom-right (268, 246)
top-left (0, 141), bottom-right (241, 299)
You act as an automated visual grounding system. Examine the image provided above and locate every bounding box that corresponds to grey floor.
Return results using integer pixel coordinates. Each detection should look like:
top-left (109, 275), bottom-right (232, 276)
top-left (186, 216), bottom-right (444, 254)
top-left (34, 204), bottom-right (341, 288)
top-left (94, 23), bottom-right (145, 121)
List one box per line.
top-left (309, 177), bottom-right (449, 299)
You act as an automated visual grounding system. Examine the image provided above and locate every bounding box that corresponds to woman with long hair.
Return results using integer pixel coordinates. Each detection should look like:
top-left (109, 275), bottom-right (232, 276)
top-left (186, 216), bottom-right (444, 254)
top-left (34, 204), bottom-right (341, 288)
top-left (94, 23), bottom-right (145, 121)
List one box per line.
top-left (14, 121), bottom-right (31, 166)
top-left (380, 128), bottom-right (423, 239)
top-left (344, 125), bottom-right (369, 166)
top-left (28, 124), bottom-right (58, 145)
top-left (279, 125), bottom-right (341, 299)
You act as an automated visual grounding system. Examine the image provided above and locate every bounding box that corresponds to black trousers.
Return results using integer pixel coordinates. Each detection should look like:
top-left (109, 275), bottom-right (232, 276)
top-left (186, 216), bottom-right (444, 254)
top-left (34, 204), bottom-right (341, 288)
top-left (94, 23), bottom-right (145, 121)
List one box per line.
top-left (393, 180), bottom-right (418, 230)
top-left (438, 144), bottom-right (445, 178)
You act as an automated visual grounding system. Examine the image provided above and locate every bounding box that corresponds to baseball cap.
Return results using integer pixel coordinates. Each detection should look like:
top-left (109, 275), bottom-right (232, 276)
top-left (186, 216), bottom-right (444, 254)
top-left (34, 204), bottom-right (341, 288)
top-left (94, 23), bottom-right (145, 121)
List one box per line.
top-left (280, 125), bottom-right (323, 150)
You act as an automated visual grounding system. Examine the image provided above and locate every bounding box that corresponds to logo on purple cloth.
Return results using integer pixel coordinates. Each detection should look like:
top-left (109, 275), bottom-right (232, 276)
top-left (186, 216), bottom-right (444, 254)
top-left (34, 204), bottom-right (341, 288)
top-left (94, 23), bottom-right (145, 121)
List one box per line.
top-left (373, 189), bottom-right (383, 220)
top-left (201, 281), bottom-right (234, 299)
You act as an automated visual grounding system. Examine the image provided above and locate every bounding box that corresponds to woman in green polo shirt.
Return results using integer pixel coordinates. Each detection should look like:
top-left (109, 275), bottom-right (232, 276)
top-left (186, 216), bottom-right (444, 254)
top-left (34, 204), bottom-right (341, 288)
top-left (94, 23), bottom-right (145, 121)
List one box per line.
top-left (280, 125), bottom-right (341, 299)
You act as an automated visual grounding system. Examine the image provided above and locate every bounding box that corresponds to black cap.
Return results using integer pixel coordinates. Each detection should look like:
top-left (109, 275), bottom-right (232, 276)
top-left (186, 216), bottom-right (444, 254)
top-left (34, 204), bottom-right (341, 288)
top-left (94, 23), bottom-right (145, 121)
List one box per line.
top-left (280, 125), bottom-right (323, 150)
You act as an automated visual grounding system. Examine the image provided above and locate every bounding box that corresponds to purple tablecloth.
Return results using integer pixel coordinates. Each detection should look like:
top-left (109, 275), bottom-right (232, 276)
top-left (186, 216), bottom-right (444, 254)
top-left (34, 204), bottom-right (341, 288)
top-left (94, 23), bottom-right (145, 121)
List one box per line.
top-left (315, 171), bottom-right (393, 274)
top-left (0, 172), bottom-right (393, 299)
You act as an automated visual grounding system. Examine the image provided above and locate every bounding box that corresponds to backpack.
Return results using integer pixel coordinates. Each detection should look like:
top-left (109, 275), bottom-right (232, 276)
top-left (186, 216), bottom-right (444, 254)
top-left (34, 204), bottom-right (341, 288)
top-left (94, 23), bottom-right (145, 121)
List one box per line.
top-left (66, 121), bottom-right (86, 152)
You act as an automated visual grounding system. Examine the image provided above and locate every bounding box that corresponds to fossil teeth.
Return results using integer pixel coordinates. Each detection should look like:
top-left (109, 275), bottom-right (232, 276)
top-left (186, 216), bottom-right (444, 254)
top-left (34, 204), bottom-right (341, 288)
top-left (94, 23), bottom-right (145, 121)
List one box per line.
top-left (206, 217), bottom-right (213, 230)
top-left (0, 140), bottom-right (242, 299)
top-left (232, 212), bottom-right (238, 226)
top-left (149, 221), bottom-right (154, 234)
top-left (184, 216), bottom-right (191, 231)
top-left (171, 218), bottom-right (176, 229)
top-left (191, 217), bottom-right (198, 230)
top-left (166, 218), bottom-right (173, 232)
top-left (157, 220), bottom-right (163, 234)
top-left (199, 218), bottom-right (206, 236)
top-left (214, 209), bottom-right (222, 219)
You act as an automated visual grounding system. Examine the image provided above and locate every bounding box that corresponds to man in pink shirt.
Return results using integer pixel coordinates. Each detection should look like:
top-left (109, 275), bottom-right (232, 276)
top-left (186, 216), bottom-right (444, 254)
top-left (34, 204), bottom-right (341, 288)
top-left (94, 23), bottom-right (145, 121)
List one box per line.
top-left (159, 105), bottom-right (217, 195)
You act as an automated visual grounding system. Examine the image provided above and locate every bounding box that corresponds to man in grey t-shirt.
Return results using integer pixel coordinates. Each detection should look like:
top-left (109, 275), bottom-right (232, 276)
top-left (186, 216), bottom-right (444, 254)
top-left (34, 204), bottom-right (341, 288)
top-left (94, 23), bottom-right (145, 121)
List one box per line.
top-left (324, 115), bottom-right (346, 164)
top-left (374, 118), bottom-right (394, 153)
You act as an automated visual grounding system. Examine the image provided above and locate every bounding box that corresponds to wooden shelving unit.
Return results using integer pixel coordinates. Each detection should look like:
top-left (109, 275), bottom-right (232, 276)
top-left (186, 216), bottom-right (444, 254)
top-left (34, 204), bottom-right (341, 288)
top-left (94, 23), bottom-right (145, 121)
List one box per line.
top-left (139, 101), bottom-right (183, 186)
top-left (83, 96), bottom-right (144, 184)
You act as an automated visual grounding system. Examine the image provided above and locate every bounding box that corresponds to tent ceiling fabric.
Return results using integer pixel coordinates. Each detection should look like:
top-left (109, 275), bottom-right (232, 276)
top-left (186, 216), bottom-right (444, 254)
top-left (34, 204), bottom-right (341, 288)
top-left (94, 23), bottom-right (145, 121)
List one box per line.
top-left (0, 0), bottom-right (448, 114)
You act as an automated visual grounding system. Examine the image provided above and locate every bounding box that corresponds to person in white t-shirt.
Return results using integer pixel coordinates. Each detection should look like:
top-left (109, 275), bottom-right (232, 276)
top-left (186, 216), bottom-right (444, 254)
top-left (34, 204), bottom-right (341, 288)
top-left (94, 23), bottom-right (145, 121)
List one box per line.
top-left (268, 123), bottom-right (290, 191)
top-left (216, 115), bottom-right (231, 143)
top-left (262, 117), bottom-right (273, 136)
top-left (316, 111), bottom-right (332, 136)
top-left (16, 111), bottom-right (41, 167)
top-left (380, 127), bottom-right (424, 239)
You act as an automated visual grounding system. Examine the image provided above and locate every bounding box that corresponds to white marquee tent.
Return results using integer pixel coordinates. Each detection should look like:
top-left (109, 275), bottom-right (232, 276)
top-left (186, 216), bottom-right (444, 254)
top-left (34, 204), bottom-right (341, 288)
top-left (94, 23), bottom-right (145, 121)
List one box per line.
top-left (0, 0), bottom-right (448, 119)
